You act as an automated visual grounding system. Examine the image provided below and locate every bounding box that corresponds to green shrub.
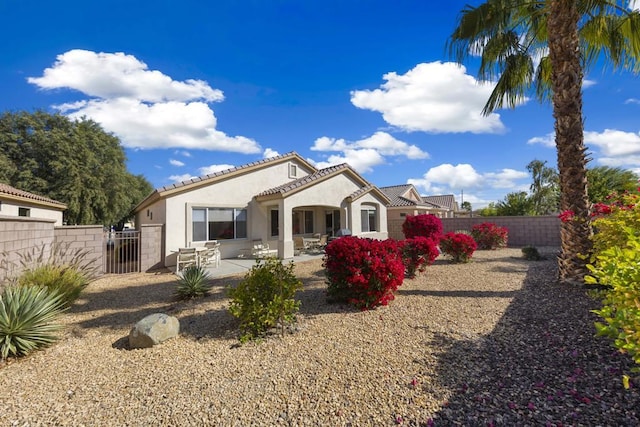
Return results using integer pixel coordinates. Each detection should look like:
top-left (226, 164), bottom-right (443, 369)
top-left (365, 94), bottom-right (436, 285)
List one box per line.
top-left (175, 266), bottom-right (211, 300)
top-left (18, 265), bottom-right (89, 308)
top-left (227, 257), bottom-right (302, 343)
top-left (521, 246), bottom-right (543, 261)
top-left (0, 285), bottom-right (66, 359)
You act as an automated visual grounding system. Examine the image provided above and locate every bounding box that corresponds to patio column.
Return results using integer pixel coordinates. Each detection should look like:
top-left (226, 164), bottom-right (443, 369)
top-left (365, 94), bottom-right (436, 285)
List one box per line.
top-left (278, 199), bottom-right (294, 258)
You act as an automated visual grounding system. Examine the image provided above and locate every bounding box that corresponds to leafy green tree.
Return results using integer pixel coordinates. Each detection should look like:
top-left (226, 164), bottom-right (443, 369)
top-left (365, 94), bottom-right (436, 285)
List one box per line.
top-left (587, 166), bottom-right (639, 203)
top-left (461, 201), bottom-right (472, 212)
top-left (496, 191), bottom-right (533, 216)
top-left (527, 159), bottom-right (559, 214)
top-left (0, 111), bottom-right (152, 225)
top-left (478, 202), bottom-right (498, 216)
top-left (449, 0), bottom-right (640, 283)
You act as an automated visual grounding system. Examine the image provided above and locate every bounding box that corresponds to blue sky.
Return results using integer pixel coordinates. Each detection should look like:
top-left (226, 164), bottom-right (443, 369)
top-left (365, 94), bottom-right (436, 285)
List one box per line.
top-left (2, 1), bottom-right (640, 208)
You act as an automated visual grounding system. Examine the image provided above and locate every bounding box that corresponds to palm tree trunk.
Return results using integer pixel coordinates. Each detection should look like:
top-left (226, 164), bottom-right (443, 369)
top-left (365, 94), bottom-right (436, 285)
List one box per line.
top-left (548, 0), bottom-right (592, 284)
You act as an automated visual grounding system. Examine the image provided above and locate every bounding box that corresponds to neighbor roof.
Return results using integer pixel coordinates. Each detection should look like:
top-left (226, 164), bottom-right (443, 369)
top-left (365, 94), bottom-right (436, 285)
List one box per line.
top-left (0, 183), bottom-right (67, 210)
top-left (422, 194), bottom-right (458, 211)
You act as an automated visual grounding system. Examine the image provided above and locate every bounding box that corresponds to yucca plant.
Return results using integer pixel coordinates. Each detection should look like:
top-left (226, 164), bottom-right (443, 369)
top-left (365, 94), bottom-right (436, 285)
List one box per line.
top-left (0, 285), bottom-right (66, 360)
top-left (175, 266), bottom-right (211, 300)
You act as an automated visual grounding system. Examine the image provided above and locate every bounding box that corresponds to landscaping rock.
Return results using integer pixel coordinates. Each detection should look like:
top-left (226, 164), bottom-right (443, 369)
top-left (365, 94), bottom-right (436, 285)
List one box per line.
top-left (128, 313), bottom-right (179, 349)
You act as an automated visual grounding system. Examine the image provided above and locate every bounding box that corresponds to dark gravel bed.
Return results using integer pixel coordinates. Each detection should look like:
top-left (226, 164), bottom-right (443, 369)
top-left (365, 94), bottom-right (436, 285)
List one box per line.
top-left (428, 254), bottom-right (640, 426)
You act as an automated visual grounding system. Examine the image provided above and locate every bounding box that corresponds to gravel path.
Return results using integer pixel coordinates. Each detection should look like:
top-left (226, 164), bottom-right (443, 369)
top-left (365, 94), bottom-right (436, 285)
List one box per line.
top-left (1, 248), bottom-right (639, 426)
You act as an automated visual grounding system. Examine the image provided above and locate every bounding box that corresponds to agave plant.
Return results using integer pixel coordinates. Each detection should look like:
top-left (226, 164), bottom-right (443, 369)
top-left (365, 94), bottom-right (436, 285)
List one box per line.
top-left (175, 266), bottom-right (212, 300)
top-left (0, 286), bottom-right (66, 360)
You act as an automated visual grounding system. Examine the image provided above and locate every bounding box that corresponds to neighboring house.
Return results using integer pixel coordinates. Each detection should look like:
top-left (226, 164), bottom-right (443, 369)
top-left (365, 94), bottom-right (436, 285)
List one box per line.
top-left (134, 152), bottom-right (390, 266)
top-left (380, 184), bottom-right (456, 221)
top-left (0, 183), bottom-right (66, 226)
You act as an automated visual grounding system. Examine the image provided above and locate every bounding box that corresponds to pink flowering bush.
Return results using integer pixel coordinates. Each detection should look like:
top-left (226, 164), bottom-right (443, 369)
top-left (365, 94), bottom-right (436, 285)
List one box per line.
top-left (471, 222), bottom-right (508, 250)
top-left (402, 214), bottom-right (443, 241)
top-left (324, 236), bottom-right (405, 310)
top-left (399, 237), bottom-right (440, 278)
top-left (439, 232), bottom-right (477, 263)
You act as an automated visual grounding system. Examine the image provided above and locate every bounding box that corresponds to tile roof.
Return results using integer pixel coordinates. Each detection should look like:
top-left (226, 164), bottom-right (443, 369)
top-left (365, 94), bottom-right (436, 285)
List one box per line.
top-left (0, 183), bottom-right (66, 207)
top-left (422, 194), bottom-right (458, 211)
top-left (257, 163), bottom-right (352, 197)
top-left (158, 151), bottom-right (307, 193)
top-left (379, 184), bottom-right (431, 207)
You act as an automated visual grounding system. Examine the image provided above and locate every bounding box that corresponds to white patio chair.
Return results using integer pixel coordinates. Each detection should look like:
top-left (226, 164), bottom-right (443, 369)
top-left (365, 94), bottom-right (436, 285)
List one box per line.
top-left (200, 242), bottom-right (221, 268)
top-left (176, 247), bottom-right (197, 273)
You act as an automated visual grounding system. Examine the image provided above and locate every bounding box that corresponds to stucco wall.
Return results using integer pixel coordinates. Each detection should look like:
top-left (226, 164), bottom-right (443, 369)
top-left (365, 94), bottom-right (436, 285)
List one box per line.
top-left (0, 198), bottom-right (64, 226)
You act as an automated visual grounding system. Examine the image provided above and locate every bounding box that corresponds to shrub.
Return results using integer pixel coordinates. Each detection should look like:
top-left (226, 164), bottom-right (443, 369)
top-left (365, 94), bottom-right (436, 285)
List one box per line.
top-left (399, 237), bottom-right (439, 278)
top-left (324, 237), bottom-right (405, 310)
top-left (521, 246), bottom-right (543, 261)
top-left (402, 214), bottom-right (443, 241)
top-left (585, 190), bottom-right (640, 373)
top-left (439, 232), bottom-right (477, 263)
top-left (471, 222), bottom-right (508, 249)
top-left (175, 266), bottom-right (211, 300)
top-left (0, 285), bottom-right (66, 360)
top-left (2, 242), bottom-right (99, 308)
top-left (227, 257), bottom-right (302, 343)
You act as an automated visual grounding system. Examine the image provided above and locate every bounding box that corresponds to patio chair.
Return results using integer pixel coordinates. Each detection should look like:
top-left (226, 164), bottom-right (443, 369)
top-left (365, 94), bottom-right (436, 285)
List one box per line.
top-left (251, 239), bottom-right (277, 258)
top-left (176, 247), bottom-right (197, 273)
top-left (293, 236), bottom-right (308, 255)
top-left (200, 242), bottom-right (221, 268)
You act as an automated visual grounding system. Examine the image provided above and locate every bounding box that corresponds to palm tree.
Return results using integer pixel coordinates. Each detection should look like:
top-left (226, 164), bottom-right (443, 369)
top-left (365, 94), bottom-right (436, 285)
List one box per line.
top-left (449, 0), bottom-right (640, 283)
top-left (527, 159), bottom-right (559, 214)
top-left (587, 166), bottom-right (640, 203)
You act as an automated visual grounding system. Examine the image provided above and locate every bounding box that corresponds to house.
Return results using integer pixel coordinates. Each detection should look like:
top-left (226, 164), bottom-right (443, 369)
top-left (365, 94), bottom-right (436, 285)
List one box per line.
top-left (134, 152), bottom-right (390, 266)
top-left (379, 184), bottom-right (457, 221)
top-left (0, 183), bottom-right (66, 226)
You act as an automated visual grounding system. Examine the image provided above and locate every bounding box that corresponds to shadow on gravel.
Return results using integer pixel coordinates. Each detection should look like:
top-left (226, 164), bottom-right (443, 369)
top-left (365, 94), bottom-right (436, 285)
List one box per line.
top-left (399, 289), bottom-right (518, 299)
top-left (420, 257), bottom-right (640, 426)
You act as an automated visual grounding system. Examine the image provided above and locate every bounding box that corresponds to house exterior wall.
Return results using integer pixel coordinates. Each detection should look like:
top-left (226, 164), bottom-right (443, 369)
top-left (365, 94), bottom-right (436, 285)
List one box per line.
top-left (0, 198), bottom-right (64, 226)
top-left (160, 159), bottom-right (313, 264)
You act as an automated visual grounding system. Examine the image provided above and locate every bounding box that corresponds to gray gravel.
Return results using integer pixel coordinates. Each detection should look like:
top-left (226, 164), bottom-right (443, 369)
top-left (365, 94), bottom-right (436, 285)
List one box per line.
top-left (1, 248), bottom-right (639, 426)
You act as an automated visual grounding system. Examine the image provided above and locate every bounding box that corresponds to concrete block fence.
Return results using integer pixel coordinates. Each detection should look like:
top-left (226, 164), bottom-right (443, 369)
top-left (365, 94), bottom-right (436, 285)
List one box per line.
top-left (388, 215), bottom-right (561, 247)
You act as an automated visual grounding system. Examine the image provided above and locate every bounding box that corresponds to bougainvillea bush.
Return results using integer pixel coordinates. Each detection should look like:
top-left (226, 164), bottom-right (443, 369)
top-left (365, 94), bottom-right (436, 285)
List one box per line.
top-left (399, 237), bottom-right (440, 278)
top-left (439, 232), bottom-right (477, 263)
top-left (324, 236), bottom-right (405, 310)
top-left (471, 222), bottom-right (508, 249)
top-left (582, 190), bottom-right (640, 373)
top-left (402, 214), bottom-right (443, 241)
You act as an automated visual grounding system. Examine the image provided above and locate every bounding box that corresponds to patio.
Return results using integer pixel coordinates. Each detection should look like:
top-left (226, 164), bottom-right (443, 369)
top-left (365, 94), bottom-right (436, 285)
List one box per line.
top-left (198, 252), bottom-right (325, 278)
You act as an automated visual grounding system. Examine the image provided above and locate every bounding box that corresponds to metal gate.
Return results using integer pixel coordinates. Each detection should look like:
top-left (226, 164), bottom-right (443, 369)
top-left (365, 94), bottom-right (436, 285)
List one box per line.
top-left (104, 229), bottom-right (141, 274)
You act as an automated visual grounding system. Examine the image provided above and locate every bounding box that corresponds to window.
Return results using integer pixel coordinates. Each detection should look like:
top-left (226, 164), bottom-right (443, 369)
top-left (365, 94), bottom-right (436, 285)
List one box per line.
top-left (18, 207), bottom-right (30, 217)
top-left (292, 210), bottom-right (313, 234)
top-left (361, 206), bottom-right (377, 232)
top-left (192, 207), bottom-right (247, 241)
top-left (270, 209), bottom-right (279, 237)
top-left (289, 163), bottom-right (298, 178)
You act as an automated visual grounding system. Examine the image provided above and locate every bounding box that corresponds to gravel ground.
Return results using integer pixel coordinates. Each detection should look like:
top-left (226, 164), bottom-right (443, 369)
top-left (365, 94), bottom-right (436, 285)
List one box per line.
top-left (1, 248), bottom-right (639, 426)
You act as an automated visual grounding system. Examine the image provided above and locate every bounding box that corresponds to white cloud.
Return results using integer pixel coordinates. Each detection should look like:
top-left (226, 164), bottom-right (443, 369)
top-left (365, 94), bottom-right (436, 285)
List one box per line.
top-left (174, 150), bottom-right (192, 157)
top-left (198, 164), bottom-right (235, 175)
top-left (263, 148), bottom-right (280, 158)
top-left (630, 0), bottom-right (640, 11)
top-left (485, 169), bottom-right (530, 188)
top-left (583, 79), bottom-right (597, 88)
top-left (350, 62), bottom-right (510, 134)
top-left (169, 173), bottom-right (198, 183)
top-left (585, 129), bottom-right (640, 157)
top-left (28, 49), bottom-right (261, 153)
top-left (624, 98), bottom-right (640, 105)
top-left (527, 132), bottom-right (555, 148)
top-left (310, 149), bottom-right (385, 174)
top-left (309, 131), bottom-right (428, 173)
top-left (169, 159), bottom-right (185, 167)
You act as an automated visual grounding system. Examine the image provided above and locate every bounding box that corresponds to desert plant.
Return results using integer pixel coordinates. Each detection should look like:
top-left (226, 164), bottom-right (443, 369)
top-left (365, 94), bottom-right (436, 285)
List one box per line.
top-left (0, 285), bottom-right (66, 359)
top-left (227, 257), bottom-right (302, 343)
top-left (399, 237), bottom-right (439, 278)
top-left (18, 264), bottom-right (89, 308)
top-left (402, 214), bottom-right (443, 241)
top-left (324, 237), bottom-right (405, 310)
top-left (440, 232), bottom-right (477, 263)
top-left (471, 222), bottom-right (508, 249)
top-left (175, 266), bottom-right (212, 300)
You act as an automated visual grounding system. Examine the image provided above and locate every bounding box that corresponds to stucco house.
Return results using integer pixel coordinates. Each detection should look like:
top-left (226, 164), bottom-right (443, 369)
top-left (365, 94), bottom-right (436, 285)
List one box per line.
top-left (380, 184), bottom-right (457, 221)
top-left (0, 183), bottom-right (66, 226)
top-left (134, 152), bottom-right (390, 266)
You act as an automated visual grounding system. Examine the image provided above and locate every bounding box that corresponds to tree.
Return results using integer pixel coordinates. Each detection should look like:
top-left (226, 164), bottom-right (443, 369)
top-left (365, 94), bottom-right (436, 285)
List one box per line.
top-left (0, 111), bottom-right (153, 225)
top-left (449, 1), bottom-right (640, 283)
top-left (496, 191), bottom-right (533, 216)
top-left (527, 159), bottom-right (559, 214)
top-left (478, 202), bottom-right (498, 216)
top-left (461, 201), bottom-right (472, 212)
top-left (587, 166), bottom-right (639, 203)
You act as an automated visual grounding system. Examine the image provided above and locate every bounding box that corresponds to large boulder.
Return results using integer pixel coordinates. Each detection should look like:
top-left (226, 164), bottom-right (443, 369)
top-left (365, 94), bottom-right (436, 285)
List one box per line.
top-left (129, 313), bottom-right (180, 349)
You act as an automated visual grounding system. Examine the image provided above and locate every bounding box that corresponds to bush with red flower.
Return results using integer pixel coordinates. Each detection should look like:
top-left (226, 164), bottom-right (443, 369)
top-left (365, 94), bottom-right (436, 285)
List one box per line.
top-left (439, 232), bottom-right (477, 263)
top-left (399, 237), bottom-right (440, 278)
top-left (323, 236), bottom-right (405, 310)
top-left (402, 214), bottom-right (443, 241)
top-left (471, 222), bottom-right (508, 249)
